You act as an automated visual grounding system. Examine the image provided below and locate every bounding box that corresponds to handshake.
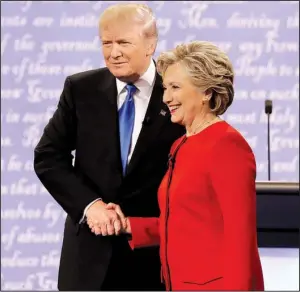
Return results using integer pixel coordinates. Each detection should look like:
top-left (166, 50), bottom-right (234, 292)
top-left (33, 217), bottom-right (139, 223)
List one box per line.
top-left (85, 200), bottom-right (131, 236)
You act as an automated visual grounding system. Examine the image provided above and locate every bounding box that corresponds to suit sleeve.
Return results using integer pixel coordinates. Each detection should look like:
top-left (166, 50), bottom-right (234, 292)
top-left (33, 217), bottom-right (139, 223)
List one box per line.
top-left (128, 217), bottom-right (160, 249)
top-left (34, 77), bottom-right (101, 224)
top-left (209, 132), bottom-right (258, 290)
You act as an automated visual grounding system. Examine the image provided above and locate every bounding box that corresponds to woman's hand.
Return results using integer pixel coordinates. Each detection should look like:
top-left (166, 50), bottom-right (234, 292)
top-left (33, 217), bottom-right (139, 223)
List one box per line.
top-left (87, 202), bottom-right (130, 235)
top-left (106, 203), bottom-right (131, 234)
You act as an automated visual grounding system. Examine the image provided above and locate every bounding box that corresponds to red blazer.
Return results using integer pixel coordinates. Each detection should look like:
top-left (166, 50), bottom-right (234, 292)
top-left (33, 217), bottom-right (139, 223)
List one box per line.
top-left (129, 122), bottom-right (264, 291)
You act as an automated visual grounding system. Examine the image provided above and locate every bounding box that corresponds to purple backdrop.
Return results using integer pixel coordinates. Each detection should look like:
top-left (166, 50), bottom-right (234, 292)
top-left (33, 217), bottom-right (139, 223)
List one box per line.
top-left (1, 1), bottom-right (299, 290)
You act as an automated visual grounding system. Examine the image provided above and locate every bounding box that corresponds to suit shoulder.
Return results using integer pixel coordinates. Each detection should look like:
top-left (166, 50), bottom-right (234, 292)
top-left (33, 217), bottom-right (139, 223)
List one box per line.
top-left (67, 67), bottom-right (112, 84)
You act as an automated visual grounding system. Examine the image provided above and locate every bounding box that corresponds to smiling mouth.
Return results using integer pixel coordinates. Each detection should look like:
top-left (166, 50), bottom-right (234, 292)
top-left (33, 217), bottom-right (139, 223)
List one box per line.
top-left (169, 105), bottom-right (180, 114)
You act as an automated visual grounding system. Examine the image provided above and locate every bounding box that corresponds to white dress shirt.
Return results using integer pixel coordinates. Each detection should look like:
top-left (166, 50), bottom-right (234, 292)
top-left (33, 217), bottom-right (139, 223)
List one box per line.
top-left (80, 60), bottom-right (156, 223)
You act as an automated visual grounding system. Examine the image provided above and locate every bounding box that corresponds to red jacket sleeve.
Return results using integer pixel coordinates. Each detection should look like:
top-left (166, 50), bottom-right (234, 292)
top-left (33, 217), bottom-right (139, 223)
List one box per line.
top-left (209, 131), bottom-right (258, 290)
top-left (127, 217), bottom-right (160, 249)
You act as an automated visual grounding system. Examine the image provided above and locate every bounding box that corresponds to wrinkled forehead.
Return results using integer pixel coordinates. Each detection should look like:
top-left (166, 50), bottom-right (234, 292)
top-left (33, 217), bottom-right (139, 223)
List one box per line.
top-left (163, 63), bottom-right (191, 84)
top-left (99, 20), bottom-right (144, 40)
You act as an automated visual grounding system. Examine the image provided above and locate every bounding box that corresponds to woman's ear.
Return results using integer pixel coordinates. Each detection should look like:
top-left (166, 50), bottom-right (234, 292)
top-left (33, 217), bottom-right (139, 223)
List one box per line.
top-left (204, 89), bottom-right (213, 101)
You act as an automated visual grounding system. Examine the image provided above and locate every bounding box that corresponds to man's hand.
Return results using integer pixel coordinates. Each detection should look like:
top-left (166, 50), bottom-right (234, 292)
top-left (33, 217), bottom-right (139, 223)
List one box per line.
top-left (86, 200), bottom-right (123, 236)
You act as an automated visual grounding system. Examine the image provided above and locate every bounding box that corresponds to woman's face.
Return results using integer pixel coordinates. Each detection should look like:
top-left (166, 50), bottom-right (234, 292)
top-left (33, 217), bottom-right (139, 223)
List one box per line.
top-left (162, 62), bottom-right (208, 127)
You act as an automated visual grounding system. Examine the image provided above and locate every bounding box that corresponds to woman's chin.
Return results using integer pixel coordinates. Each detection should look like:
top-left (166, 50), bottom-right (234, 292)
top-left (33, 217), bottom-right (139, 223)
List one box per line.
top-left (170, 115), bottom-right (181, 124)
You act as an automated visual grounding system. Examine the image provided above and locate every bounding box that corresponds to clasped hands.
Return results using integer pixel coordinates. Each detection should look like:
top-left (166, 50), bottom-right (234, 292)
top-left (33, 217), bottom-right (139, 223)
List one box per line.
top-left (85, 200), bottom-right (131, 236)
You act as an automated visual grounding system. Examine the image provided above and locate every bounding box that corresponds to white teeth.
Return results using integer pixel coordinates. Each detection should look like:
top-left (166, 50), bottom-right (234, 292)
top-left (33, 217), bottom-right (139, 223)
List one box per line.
top-left (170, 106), bottom-right (180, 111)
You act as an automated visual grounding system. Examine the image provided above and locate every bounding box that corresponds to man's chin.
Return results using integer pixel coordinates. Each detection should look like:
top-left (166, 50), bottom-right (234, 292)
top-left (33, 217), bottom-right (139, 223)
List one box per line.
top-left (109, 68), bottom-right (128, 77)
top-left (110, 70), bottom-right (139, 83)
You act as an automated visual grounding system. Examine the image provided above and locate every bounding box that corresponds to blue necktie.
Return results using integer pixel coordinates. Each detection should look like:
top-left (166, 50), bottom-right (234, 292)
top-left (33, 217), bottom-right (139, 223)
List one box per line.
top-left (119, 84), bottom-right (137, 175)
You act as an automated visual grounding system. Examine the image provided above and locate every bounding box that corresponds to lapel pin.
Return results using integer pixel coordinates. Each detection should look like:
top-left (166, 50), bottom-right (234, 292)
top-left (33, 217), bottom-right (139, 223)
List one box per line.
top-left (160, 110), bottom-right (167, 116)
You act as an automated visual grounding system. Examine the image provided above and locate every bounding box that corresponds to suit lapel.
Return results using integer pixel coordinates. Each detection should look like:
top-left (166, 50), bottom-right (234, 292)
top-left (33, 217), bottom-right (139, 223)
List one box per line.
top-left (96, 72), bottom-right (123, 176)
top-left (126, 73), bottom-right (169, 176)
top-left (99, 72), bottom-right (118, 107)
top-left (95, 70), bottom-right (169, 178)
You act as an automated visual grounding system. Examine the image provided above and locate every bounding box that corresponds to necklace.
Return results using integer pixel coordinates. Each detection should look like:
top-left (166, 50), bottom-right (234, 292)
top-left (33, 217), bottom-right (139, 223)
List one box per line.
top-left (190, 116), bottom-right (219, 135)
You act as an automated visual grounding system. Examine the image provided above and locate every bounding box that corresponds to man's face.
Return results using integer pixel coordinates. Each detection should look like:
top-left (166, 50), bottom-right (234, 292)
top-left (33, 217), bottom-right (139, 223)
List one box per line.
top-left (100, 21), bottom-right (154, 83)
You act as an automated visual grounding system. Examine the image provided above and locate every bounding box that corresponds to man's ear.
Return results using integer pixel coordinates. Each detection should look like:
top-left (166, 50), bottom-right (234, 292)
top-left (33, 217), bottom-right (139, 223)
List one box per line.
top-left (146, 39), bottom-right (157, 56)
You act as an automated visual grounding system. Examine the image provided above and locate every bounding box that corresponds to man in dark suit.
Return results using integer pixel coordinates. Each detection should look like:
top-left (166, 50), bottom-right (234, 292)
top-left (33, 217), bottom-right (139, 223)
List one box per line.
top-left (33, 3), bottom-right (185, 291)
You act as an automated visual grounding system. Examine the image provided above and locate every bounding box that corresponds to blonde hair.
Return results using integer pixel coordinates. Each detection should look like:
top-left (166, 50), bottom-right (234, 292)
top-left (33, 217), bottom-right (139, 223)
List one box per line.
top-left (157, 41), bottom-right (235, 115)
top-left (99, 3), bottom-right (158, 41)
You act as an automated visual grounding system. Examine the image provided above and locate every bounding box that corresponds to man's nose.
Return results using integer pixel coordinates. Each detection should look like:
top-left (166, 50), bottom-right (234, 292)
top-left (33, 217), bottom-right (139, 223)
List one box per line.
top-left (110, 44), bottom-right (122, 58)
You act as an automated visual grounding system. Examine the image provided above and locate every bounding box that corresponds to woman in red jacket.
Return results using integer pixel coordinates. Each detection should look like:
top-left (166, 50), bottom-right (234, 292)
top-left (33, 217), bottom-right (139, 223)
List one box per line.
top-left (90, 41), bottom-right (265, 291)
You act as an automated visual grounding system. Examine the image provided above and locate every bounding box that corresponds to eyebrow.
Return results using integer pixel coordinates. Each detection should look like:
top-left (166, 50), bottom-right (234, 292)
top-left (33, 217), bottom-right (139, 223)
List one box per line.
top-left (101, 38), bottom-right (132, 43)
top-left (162, 81), bottom-right (181, 87)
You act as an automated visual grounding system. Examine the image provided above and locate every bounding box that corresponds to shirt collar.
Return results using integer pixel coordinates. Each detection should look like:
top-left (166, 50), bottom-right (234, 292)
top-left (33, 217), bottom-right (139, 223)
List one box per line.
top-left (116, 59), bottom-right (156, 96)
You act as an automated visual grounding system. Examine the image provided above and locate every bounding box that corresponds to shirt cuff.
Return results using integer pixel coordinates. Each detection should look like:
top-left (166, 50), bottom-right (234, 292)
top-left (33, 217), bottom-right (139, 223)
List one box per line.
top-left (79, 198), bottom-right (102, 224)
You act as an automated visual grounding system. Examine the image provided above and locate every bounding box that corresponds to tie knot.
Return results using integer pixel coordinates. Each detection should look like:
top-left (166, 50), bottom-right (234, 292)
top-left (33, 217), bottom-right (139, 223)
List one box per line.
top-left (126, 84), bottom-right (137, 95)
